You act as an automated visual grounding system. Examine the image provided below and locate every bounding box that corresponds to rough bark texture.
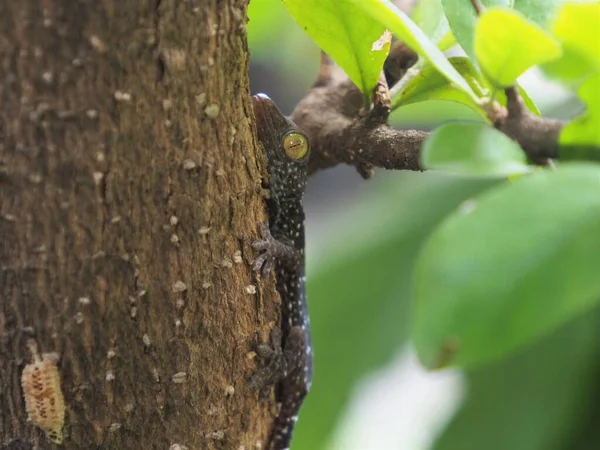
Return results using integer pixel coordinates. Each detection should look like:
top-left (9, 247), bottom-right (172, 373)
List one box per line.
top-left (0, 1), bottom-right (277, 448)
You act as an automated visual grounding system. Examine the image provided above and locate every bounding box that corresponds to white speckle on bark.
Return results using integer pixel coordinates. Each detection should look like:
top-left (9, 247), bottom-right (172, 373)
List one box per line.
top-left (114, 90), bottom-right (132, 102)
top-left (172, 372), bottom-right (187, 384)
top-left (183, 159), bottom-right (197, 170)
top-left (172, 281), bottom-right (187, 293)
top-left (93, 172), bottom-right (104, 184)
top-left (196, 93), bottom-right (207, 105)
top-left (205, 104), bottom-right (220, 118)
top-left (233, 250), bottom-right (243, 264)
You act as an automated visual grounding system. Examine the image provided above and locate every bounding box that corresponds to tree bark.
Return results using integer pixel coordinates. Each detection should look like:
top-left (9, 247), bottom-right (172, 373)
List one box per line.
top-left (0, 1), bottom-right (276, 448)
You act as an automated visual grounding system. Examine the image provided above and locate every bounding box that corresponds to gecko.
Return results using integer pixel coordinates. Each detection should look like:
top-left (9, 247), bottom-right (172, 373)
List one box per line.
top-left (249, 93), bottom-right (312, 450)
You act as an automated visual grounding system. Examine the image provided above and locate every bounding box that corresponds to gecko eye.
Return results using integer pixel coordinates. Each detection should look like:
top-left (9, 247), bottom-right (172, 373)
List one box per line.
top-left (282, 132), bottom-right (309, 160)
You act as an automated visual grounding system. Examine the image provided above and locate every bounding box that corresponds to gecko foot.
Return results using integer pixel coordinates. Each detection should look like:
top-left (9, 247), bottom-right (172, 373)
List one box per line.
top-left (252, 223), bottom-right (278, 277)
top-left (252, 223), bottom-right (299, 277)
top-left (249, 328), bottom-right (285, 400)
top-left (248, 327), bottom-right (308, 400)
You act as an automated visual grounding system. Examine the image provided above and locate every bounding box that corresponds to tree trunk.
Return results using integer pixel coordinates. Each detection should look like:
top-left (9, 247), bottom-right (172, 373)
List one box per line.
top-left (0, 1), bottom-right (276, 448)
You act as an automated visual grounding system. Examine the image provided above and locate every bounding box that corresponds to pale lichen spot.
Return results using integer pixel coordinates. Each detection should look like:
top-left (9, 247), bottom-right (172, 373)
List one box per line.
top-left (113, 90), bottom-right (132, 102)
top-left (182, 159), bottom-right (197, 170)
top-left (172, 280), bottom-right (187, 293)
top-left (205, 104), bottom-right (220, 119)
top-left (172, 372), bottom-right (187, 384)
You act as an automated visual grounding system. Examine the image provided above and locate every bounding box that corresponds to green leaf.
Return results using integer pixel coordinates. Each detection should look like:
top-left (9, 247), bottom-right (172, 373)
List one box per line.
top-left (443, 0), bottom-right (566, 63)
top-left (560, 73), bottom-right (600, 157)
top-left (475, 8), bottom-right (561, 87)
top-left (392, 57), bottom-right (487, 112)
top-left (349, 0), bottom-right (479, 103)
top-left (435, 308), bottom-right (600, 450)
top-left (513, 0), bottom-right (567, 27)
top-left (282, 0), bottom-right (390, 103)
top-left (543, 2), bottom-right (600, 84)
top-left (442, 0), bottom-right (512, 62)
top-left (412, 163), bottom-right (600, 369)
top-left (293, 172), bottom-right (497, 449)
top-left (392, 57), bottom-right (541, 117)
top-left (413, 0), bottom-right (452, 47)
top-left (421, 122), bottom-right (530, 177)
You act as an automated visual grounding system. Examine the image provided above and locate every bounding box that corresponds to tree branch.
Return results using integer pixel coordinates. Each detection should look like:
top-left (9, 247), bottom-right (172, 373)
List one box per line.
top-left (291, 53), bottom-right (566, 178)
top-left (291, 56), bottom-right (426, 178)
top-left (493, 87), bottom-right (563, 163)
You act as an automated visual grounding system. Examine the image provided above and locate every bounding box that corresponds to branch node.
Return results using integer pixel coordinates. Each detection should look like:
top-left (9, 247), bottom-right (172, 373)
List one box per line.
top-left (356, 162), bottom-right (375, 180)
top-left (366, 73), bottom-right (391, 125)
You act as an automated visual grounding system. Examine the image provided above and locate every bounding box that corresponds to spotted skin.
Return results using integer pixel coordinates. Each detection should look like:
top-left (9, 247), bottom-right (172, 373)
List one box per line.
top-left (250, 94), bottom-right (312, 450)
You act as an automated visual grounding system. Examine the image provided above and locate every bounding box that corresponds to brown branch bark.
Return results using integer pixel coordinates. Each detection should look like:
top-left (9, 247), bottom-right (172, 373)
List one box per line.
top-left (493, 87), bottom-right (563, 163)
top-left (1, 1), bottom-right (275, 449)
top-left (293, 45), bottom-right (565, 178)
top-left (292, 61), bottom-right (426, 178)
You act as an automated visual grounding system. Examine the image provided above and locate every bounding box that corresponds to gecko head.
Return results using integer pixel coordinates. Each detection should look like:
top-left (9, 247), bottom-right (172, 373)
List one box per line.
top-left (252, 93), bottom-right (310, 197)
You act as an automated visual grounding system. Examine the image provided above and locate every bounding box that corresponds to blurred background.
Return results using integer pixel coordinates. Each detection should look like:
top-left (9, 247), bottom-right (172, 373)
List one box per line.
top-left (247, 1), bottom-right (599, 449)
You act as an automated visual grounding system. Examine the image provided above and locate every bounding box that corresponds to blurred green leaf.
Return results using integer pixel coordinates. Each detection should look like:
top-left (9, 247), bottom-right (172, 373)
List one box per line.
top-left (413, 0), bottom-right (453, 47)
top-left (560, 73), bottom-right (600, 156)
top-left (392, 57), bottom-right (487, 113)
top-left (350, 0), bottom-right (479, 102)
top-left (248, 0), bottom-right (290, 51)
top-left (282, 0), bottom-right (390, 104)
top-left (543, 2), bottom-right (600, 84)
top-left (391, 99), bottom-right (486, 127)
top-left (412, 163), bottom-right (600, 369)
top-left (443, 0), bottom-right (567, 62)
top-left (512, 0), bottom-right (566, 27)
top-left (391, 56), bottom-right (540, 118)
top-left (435, 308), bottom-right (600, 450)
top-left (442, 0), bottom-right (512, 61)
top-left (421, 123), bottom-right (530, 177)
top-left (475, 8), bottom-right (561, 88)
top-left (293, 172), bottom-right (496, 449)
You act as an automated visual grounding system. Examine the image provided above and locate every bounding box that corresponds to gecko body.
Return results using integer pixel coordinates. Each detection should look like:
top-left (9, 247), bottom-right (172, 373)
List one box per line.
top-left (250, 94), bottom-right (312, 450)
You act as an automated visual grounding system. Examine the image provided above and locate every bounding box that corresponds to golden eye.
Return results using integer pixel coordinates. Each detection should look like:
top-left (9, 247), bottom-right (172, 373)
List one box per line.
top-left (282, 132), bottom-right (309, 160)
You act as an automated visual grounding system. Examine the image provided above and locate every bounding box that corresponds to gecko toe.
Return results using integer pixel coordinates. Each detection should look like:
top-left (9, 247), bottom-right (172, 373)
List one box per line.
top-left (253, 253), bottom-right (269, 272)
top-left (252, 238), bottom-right (270, 251)
top-left (262, 256), bottom-right (275, 277)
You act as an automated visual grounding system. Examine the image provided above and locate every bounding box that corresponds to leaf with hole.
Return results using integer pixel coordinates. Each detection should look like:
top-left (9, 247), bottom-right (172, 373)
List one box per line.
top-left (282, 0), bottom-right (390, 104)
top-left (349, 0), bottom-right (479, 103)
